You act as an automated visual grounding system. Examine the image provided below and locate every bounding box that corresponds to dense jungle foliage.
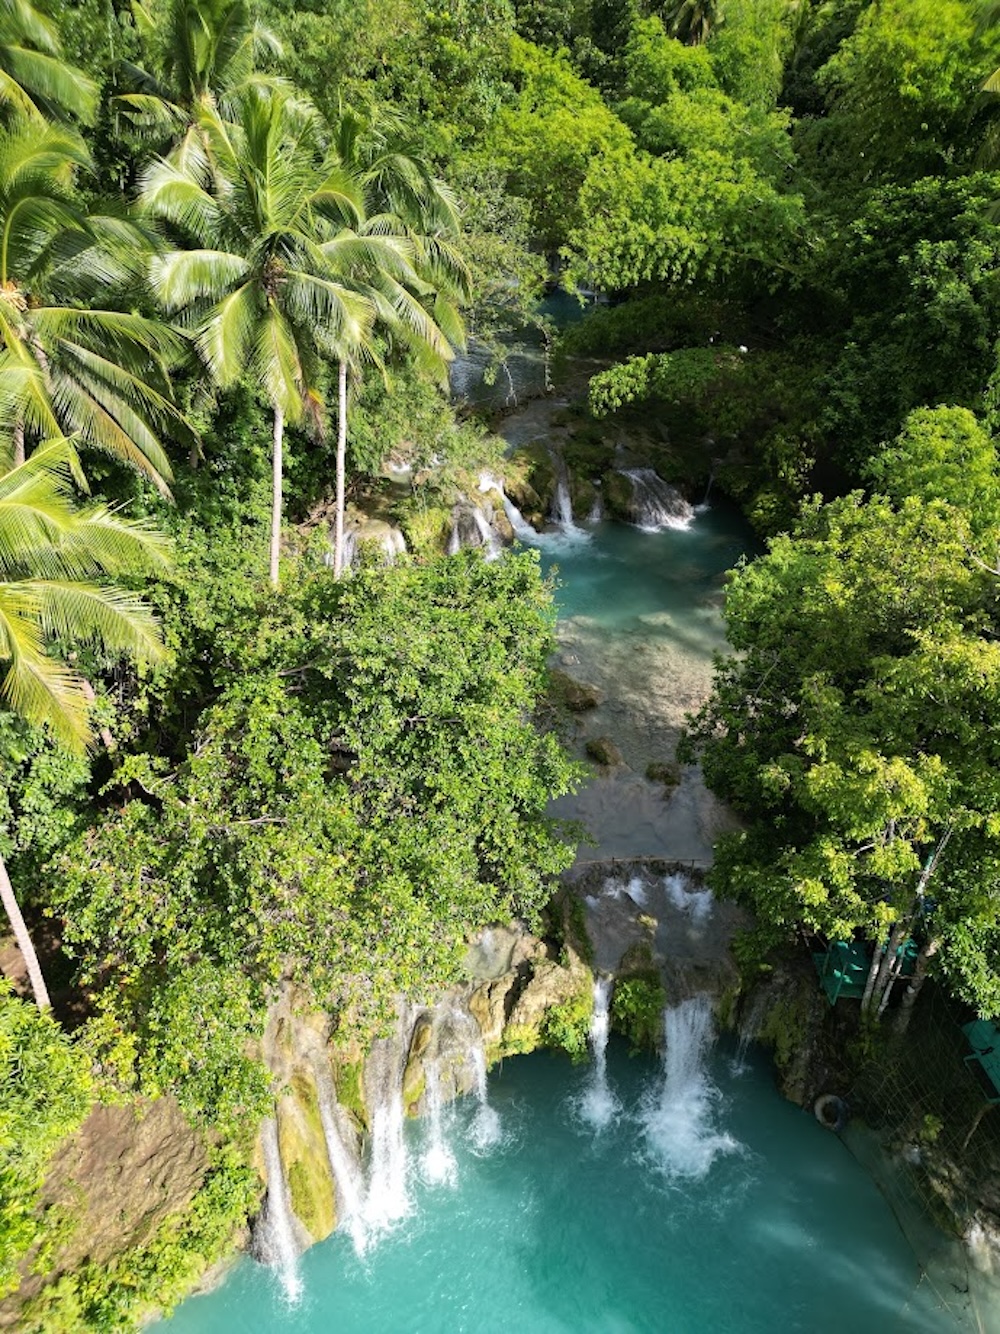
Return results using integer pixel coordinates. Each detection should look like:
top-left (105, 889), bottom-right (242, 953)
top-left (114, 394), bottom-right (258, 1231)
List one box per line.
top-left (6, 0), bottom-right (1000, 1325)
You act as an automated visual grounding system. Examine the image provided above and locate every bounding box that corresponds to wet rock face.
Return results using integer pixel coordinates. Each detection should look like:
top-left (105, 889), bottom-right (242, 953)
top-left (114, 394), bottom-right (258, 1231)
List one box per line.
top-left (0, 1098), bottom-right (209, 1327)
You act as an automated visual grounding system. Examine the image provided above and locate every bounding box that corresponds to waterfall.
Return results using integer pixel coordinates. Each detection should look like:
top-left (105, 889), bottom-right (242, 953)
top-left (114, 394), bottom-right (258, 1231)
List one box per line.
top-left (420, 1061), bottom-right (458, 1188)
top-left (472, 507), bottom-right (503, 560)
top-left (578, 976), bottom-right (619, 1131)
top-left (662, 870), bottom-right (713, 924)
top-left (469, 1045), bottom-right (502, 1151)
top-left (364, 1095), bottom-right (412, 1233)
top-left (730, 990), bottom-right (770, 1078)
top-left (314, 1068), bottom-right (370, 1255)
top-left (619, 469), bottom-right (695, 532)
top-left (448, 501), bottom-right (503, 558)
top-left (643, 996), bottom-right (740, 1180)
top-left (256, 1119), bottom-right (304, 1303)
top-left (551, 476), bottom-right (574, 527)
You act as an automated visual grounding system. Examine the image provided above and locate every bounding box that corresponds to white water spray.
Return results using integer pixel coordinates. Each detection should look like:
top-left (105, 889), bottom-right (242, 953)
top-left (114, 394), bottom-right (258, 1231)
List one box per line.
top-left (469, 1045), bottom-right (502, 1151)
top-left (420, 1061), bottom-right (458, 1187)
top-left (643, 996), bottom-right (740, 1180)
top-left (579, 976), bottom-right (620, 1131)
top-left (258, 1119), bottom-right (303, 1304)
top-left (619, 469), bottom-right (695, 531)
top-left (364, 1094), bottom-right (412, 1234)
top-left (662, 871), bottom-right (713, 924)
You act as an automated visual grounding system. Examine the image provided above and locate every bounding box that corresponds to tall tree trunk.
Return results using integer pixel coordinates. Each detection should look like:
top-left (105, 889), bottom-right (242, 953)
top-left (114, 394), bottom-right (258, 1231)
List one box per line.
top-left (12, 418), bottom-right (24, 468)
top-left (860, 933), bottom-right (884, 1012)
top-left (893, 937), bottom-right (941, 1036)
top-left (0, 848), bottom-right (50, 1011)
top-left (269, 404), bottom-right (283, 588)
top-left (864, 919), bottom-right (905, 1017)
top-left (334, 359), bottom-right (347, 579)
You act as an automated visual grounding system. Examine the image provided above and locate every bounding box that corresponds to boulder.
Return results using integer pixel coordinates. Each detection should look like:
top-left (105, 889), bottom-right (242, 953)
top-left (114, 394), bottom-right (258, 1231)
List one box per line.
top-left (586, 736), bottom-right (623, 767)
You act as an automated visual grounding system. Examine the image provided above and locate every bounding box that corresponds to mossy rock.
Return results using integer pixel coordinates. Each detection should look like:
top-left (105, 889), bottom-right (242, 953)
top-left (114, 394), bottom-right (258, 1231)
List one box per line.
top-left (586, 736), bottom-right (623, 767)
top-left (646, 760), bottom-right (681, 793)
top-left (277, 1075), bottom-right (336, 1243)
top-left (507, 442), bottom-right (556, 514)
top-left (548, 668), bottom-right (602, 712)
top-left (332, 1059), bottom-right (367, 1133)
top-left (601, 469), bottom-right (634, 522)
top-left (569, 476), bottom-right (597, 519)
top-left (399, 504), bottom-right (452, 559)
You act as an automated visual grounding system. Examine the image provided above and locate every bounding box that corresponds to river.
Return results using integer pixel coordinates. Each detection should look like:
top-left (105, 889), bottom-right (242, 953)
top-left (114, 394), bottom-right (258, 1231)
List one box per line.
top-left (161, 487), bottom-right (989, 1333)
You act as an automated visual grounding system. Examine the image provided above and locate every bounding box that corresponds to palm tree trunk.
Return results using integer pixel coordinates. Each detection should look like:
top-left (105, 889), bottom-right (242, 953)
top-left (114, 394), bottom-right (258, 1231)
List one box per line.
top-left (0, 848), bottom-right (50, 1011)
top-left (334, 359), bottom-right (347, 579)
top-left (270, 404), bottom-right (283, 588)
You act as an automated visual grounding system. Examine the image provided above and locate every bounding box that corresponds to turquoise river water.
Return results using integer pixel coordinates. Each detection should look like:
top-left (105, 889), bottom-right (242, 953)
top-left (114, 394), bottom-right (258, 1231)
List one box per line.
top-left (164, 508), bottom-right (988, 1333)
top-left (164, 1040), bottom-right (976, 1333)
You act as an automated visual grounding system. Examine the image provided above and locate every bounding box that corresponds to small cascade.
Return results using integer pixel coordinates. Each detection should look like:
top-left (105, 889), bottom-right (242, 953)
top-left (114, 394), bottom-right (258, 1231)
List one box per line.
top-left (448, 502), bottom-right (503, 558)
top-left (472, 507), bottom-right (503, 560)
top-left (551, 476), bottom-right (574, 527)
top-left (364, 1095), bottom-right (411, 1233)
top-left (586, 488), bottom-right (603, 524)
top-left (420, 1061), bottom-right (458, 1188)
top-left (469, 1044), bottom-right (502, 1152)
top-left (730, 989), bottom-right (770, 1077)
top-left (256, 1119), bottom-right (304, 1304)
top-left (618, 468), bottom-right (695, 532)
top-left (579, 975), bottom-right (619, 1131)
top-left (662, 870), bottom-right (713, 925)
top-left (643, 996), bottom-right (740, 1180)
top-left (314, 1067), bottom-right (369, 1255)
top-left (362, 1011), bottom-right (413, 1235)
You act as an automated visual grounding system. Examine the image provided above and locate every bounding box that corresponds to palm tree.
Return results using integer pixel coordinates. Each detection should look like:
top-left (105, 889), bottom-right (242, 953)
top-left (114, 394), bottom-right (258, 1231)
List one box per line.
top-left (664, 0), bottom-right (726, 45)
top-left (141, 87), bottom-right (390, 586)
top-left (0, 436), bottom-right (170, 1010)
top-left (0, 0), bottom-right (97, 123)
top-left (115, 0), bottom-right (283, 167)
top-left (0, 115), bottom-right (195, 493)
top-left (324, 109), bottom-right (469, 575)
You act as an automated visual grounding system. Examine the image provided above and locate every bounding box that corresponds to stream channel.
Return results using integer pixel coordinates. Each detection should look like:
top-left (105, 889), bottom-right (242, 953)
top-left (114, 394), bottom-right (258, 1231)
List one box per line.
top-left (163, 409), bottom-right (989, 1332)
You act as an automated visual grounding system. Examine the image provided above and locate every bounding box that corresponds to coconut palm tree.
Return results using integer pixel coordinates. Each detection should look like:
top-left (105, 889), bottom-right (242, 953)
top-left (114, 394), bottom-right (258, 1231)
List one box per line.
top-left (664, 0), bottom-right (725, 45)
top-left (0, 115), bottom-right (195, 493)
top-left (323, 108), bottom-right (469, 575)
top-left (140, 86), bottom-right (458, 586)
top-left (0, 0), bottom-right (97, 123)
top-left (115, 0), bottom-right (283, 168)
top-left (0, 435), bottom-right (170, 1009)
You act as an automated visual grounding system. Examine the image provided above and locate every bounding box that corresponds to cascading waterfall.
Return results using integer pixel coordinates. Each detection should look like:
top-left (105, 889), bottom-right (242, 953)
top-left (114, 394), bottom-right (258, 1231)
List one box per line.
top-left (619, 468), bottom-right (696, 532)
top-left (257, 1119), bottom-right (304, 1304)
top-left (662, 870), bottom-right (713, 925)
top-left (364, 1094), bottom-right (412, 1233)
top-left (472, 507), bottom-right (503, 560)
top-left (469, 1044), bottom-right (502, 1151)
top-left (314, 1068), bottom-right (370, 1256)
top-left (551, 476), bottom-right (574, 527)
top-left (643, 996), bottom-right (740, 1180)
top-left (362, 1015), bottom-right (413, 1235)
top-left (420, 1061), bottom-right (458, 1188)
top-left (578, 976), bottom-right (619, 1131)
